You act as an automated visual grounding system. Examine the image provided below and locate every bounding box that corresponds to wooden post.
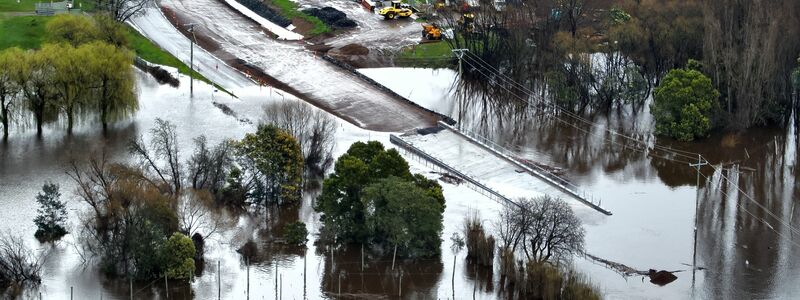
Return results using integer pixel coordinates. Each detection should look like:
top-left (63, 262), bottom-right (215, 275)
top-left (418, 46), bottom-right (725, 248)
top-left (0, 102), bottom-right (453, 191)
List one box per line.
top-left (130, 278), bottom-right (133, 300)
top-left (246, 258), bottom-right (250, 300)
top-left (275, 262), bottom-right (278, 300)
top-left (70, 286), bottom-right (73, 300)
top-left (164, 273), bottom-right (169, 299)
top-left (280, 274), bottom-right (283, 300)
top-left (303, 253), bottom-right (307, 299)
top-left (338, 272), bottom-right (341, 296)
top-left (217, 261), bottom-right (221, 300)
top-left (391, 244), bottom-right (397, 270)
top-left (361, 244), bottom-right (364, 272)
top-left (398, 271), bottom-right (403, 297)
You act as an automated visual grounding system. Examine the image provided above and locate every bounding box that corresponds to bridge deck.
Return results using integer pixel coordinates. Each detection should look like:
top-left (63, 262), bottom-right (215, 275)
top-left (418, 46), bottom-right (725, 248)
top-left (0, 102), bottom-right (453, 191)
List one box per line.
top-left (397, 126), bottom-right (611, 215)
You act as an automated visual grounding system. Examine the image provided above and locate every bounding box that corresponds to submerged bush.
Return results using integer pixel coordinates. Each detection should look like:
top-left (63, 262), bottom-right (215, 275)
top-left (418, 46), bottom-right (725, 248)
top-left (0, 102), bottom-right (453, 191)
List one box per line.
top-left (464, 213), bottom-right (495, 267)
top-left (652, 68), bottom-right (719, 141)
top-left (283, 221), bottom-right (308, 246)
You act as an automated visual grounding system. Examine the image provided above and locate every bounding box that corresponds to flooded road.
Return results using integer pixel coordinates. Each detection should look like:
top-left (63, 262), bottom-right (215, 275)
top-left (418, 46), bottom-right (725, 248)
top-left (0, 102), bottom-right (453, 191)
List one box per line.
top-left (151, 0), bottom-right (439, 132)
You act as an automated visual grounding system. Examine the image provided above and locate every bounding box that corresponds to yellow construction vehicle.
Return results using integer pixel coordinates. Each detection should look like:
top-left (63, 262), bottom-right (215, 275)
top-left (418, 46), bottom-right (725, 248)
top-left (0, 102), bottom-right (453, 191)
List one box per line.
top-left (421, 23), bottom-right (442, 40)
top-left (458, 12), bottom-right (475, 32)
top-left (378, 1), bottom-right (413, 19)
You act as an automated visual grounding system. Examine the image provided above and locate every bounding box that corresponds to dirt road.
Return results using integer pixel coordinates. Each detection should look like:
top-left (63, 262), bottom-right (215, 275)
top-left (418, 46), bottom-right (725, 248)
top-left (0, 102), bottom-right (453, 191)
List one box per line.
top-left (158, 0), bottom-right (440, 132)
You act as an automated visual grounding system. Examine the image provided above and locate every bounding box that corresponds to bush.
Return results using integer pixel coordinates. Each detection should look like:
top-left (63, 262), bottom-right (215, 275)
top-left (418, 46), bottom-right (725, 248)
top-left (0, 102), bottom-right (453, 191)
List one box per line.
top-left (463, 213), bottom-right (494, 267)
top-left (33, 182), bottom-right (68, 242)
top-left (283, 222), bottom-right (308, 246)
top-left (162, 233), bottom-right (196, 279)
top-left (651, 68), bottom-right (719, 141)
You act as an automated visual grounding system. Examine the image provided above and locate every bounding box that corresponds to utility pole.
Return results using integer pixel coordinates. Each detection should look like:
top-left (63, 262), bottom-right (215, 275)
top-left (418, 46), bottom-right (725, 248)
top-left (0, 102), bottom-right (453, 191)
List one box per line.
top-left (184, 23), bottom-right (197, 97)
top-left (689, 154), bottom-right (708, 287)
top-left (451, 49), bottom-right (468, 127)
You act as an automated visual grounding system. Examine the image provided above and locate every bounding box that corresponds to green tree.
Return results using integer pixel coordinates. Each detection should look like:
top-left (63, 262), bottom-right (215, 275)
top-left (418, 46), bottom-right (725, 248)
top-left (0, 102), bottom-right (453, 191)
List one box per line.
top-left (161, 232), bottom-right (196, 279)
top-left (82, 41), bottom-right (136, 131)
top-left (33, 182), bottom-right (68, 242)
top-left (92, 14), bottom-right (129, 48)
top-left (0, 48), bottom-right (23, 140)
top-left (15, 49), bottom-right (59, 136)
top-left (45, 14), bottom-right (101, 46)
top-left (283, 221), bottom-right (308, 246)
top-left (236, 124), bottom-right (303, 205)
top-left (45, 43), bottom-right (92, 134)
top-left (651, 68), bottom-right (719, 141)
top-left (315, 141), bottom-right (445, 247)
top-left (361, 177), bottom-right (444, 257)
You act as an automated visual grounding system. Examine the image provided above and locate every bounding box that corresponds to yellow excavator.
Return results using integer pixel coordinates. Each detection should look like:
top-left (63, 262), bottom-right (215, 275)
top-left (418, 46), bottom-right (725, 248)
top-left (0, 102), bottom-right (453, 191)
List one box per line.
top-left (421, 23), bottom-right (442, 40)
top-left (379, 1), bottom-right (413, 19)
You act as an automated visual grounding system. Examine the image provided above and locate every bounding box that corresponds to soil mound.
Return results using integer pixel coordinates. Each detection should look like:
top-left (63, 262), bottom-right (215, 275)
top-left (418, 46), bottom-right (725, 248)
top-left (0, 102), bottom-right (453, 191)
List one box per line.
top-left (303, 7), bottom-right (357, 28)
top-left (337, 43), bottom-right (370, 56)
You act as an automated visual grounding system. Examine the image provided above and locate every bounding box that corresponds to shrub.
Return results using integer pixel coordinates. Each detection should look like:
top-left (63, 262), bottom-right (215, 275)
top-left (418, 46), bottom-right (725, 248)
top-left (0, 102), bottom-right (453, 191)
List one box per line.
top-left (33, 182), bottom-right (68, 242)
top-left (463, 213), bottom-right (495, 267)
top-left (162, 233), bottom-right (196, 279)
top-left (283, 221), bottom-right (308, 246)
top-left (651, 68), bottom-right (719, 141)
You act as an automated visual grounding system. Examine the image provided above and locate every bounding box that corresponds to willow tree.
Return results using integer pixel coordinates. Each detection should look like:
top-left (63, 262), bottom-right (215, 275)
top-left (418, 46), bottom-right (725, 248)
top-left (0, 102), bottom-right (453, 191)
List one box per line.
top-left (45, 14), bottom-right (101, 47)
top-left (0, 48), bottom-right (23, 140)
top-left (83, 42), bottom-right (136, 131)
top-left (46, 44), bottom-right (92, 134)
top-left (16, 49), bottom-right (59, 136)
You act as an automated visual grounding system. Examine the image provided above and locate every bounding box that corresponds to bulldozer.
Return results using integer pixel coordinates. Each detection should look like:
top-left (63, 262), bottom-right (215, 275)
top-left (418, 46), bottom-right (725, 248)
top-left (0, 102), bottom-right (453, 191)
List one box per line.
top-left (421, 23), bottom-right (442, 40)
top-left (378, 1), bottom-right (414, 19)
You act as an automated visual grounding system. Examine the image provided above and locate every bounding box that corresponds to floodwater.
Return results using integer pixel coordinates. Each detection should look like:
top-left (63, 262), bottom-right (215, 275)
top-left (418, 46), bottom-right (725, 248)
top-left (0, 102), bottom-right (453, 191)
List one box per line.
top-left (1, 65), bottom-right (798, 300)
top-left (361, 67), bottom-right (800, 299)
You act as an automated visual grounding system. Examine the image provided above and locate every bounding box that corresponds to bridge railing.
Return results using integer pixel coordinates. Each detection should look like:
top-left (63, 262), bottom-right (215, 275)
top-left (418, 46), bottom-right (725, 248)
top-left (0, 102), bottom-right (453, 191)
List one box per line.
top-left (437, 121), bottom-right (612, 215)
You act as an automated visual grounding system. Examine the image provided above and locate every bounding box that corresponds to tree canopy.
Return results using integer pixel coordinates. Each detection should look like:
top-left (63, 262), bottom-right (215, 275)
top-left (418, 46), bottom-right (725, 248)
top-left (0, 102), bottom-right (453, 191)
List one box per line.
top-left (315, 141), bottom-right (445, 257)
top-left (236, 124), bottom-right (304, 205)
top-left (651, 68), bottom-right (719, 141)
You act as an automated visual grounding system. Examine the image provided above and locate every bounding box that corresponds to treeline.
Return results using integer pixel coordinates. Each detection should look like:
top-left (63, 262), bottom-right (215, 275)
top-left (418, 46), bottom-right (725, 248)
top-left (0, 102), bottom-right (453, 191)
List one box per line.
top-left (0, 14), bottom-right (135, 139)
top-left (442, 0), bottom-right (800, 130)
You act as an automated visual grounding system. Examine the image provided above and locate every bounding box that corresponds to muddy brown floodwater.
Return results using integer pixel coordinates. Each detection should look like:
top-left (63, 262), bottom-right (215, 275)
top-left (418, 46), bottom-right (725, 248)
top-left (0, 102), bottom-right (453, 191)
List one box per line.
top-left (1, 66), bottom-right (798, 299)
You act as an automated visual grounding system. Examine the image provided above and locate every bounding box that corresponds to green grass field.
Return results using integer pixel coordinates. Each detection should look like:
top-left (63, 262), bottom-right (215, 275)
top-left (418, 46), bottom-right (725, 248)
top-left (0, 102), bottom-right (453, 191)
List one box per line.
top-left (270, 0), bottom-right (330, 36)
top-left (0, 0), bottom-right (35, 12)
top-left (0, 15), bottom-right (48, 49)
top-left (396, 40), bottom-right (456, 68)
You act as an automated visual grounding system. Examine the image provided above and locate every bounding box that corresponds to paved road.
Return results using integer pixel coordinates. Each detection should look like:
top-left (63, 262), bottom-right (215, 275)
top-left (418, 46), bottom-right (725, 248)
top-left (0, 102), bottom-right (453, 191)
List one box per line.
top-left (128, 7), bottom-right (254, 90)
top-left (158, 0), bottom-right (439, 132)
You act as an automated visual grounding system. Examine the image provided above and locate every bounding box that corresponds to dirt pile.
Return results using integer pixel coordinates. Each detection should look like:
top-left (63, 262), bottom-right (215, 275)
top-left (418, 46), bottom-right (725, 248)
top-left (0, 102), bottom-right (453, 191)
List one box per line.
top-left (337, 43), bottom-right (370, 55)
top-left (302, 7), bottom-right (357, 29)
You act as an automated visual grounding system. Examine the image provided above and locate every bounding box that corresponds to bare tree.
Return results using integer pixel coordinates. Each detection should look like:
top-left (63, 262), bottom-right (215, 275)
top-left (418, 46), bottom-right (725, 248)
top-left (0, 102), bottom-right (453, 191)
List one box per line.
top-left (187, 136), bottom-right (234, 193)
top-left (128, 118), bottom-right (182, 194)
top-left (178, 190), bottom-right (221, 239)
top-left (0, 234), bottom-right (44, 289)
top-left (261, 100), bottom-right (337, 174)
top-left (496, 196), bottom-right (585, 264)
top-left (93, 0), bottom-right (154, 23)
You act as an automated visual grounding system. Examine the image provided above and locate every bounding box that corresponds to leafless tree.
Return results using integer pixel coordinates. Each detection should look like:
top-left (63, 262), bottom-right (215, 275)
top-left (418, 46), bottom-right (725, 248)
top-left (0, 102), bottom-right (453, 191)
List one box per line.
top-left (187, 136), bottom-right (234, 193)
top-left (128, 118), bottom-right (182, 194)
top-left (261, 100), bottom-right (337, 174)
top-left (178, 190), bottom-right (221, 239)
top-left (0, 234), bottom-right (44, 289)
top-left (93, 0), bottom-right (154, 23)
top-left (496, 196), bottom-right (585, 264)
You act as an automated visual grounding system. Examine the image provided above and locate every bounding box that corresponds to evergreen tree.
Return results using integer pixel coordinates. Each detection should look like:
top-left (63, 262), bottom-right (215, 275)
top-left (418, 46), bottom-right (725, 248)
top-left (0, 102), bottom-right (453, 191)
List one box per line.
top-left (33, 182), bottom-right (68, 241)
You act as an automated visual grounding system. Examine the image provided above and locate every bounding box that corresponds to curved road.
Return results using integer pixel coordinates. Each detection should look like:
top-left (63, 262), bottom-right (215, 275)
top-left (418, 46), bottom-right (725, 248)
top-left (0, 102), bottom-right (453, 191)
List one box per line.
top-left (157, 0), bottom-right (439, 132)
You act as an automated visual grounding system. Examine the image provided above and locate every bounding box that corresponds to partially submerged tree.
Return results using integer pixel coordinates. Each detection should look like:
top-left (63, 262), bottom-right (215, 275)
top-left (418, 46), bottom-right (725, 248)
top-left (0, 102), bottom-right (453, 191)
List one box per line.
top-left (162, 233), bottom-right (196, 279)
top-left (0, 48), bottom-right (22, 140)
top-left (262, 100), bottom-right (337, 174)
top-left (235, 124), bottom-right (303, 206)
top-left (315, 141), bottom-right (446, 257)
top-left (0, 235), bottom-right (44, 289)
top-left (651, 68), bottom-right (719, 141)
top-left (496, 196), bottom-right (585, 264)
top-left (33, 182), bottom-right (68, 242)
top-left (283, 221), bottom-right (308, 246)
top-left (83, 41), bottom-right (136, 131)
top-left (128, 118), bottom-right (182, 195)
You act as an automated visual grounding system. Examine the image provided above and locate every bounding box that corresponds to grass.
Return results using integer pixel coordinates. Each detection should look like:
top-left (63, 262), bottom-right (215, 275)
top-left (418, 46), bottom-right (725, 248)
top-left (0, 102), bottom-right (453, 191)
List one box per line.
top-left (124, 26), bottom-right (232, 95)
top-left (0, 0), bottom-right (35, 12)
top-left (396, 40), bottom-right (455, 68)
top-left (270, 0), bottom-right (330, 36)
top-left (0, 15), bottom-right (48, 50)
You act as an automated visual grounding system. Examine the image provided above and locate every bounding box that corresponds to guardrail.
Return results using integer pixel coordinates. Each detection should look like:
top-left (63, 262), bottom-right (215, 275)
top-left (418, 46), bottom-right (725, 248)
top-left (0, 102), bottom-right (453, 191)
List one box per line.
top-left (437, 121), bottom-right (612, 216)
top-left (389, 134), bottom-right (521, 209)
